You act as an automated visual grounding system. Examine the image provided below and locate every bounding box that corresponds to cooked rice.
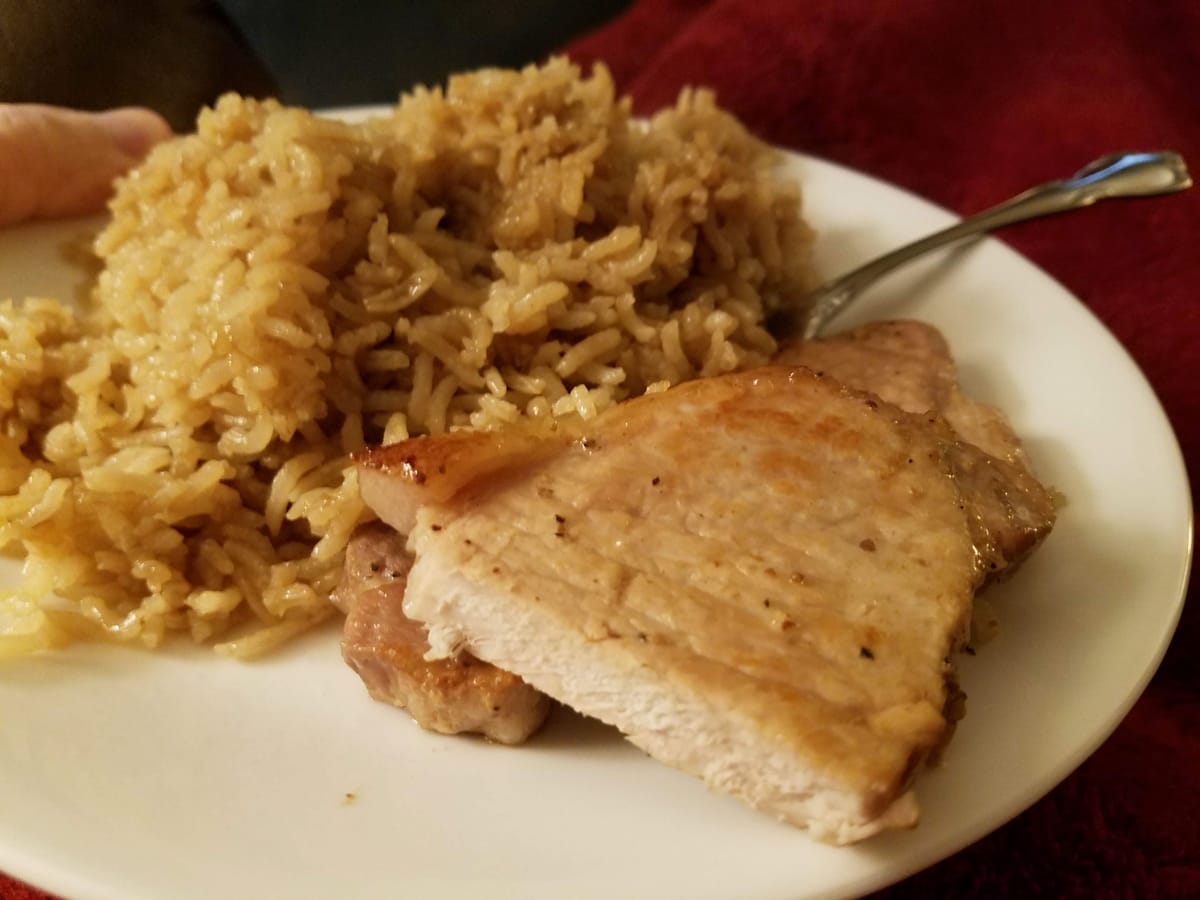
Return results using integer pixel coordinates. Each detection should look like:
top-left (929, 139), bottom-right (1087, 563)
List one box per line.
top-left (0, 57), bottom-right (816, 658)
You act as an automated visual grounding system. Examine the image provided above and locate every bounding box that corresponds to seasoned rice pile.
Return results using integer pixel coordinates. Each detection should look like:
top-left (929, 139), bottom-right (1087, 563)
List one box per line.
top-left (0, 58), bottom-right (816, 657)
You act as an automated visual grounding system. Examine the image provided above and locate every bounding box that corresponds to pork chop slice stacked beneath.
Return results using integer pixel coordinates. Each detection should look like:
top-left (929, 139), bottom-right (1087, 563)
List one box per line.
top-left (353, 364), bottom-right (1056, 843)
top-left (775, 320), bottom-right (1053, 575)
top-left (775, 320), bottom-right (1029, 469)
top-left (334, 522), bottom-right (550, 744)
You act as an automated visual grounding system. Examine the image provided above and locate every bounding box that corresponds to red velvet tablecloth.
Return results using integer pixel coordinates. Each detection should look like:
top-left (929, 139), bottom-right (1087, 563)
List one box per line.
top-left (4, 1), bottom-right (1196, 898)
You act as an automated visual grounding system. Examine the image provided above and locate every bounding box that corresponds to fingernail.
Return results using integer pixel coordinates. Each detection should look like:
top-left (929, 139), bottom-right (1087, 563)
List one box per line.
top-left (96, 107), bottom-right (173, 158)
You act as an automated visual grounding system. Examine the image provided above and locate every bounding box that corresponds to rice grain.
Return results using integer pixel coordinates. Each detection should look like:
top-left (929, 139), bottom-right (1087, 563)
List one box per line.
top-left (0, 57), bottom-right (815, 657)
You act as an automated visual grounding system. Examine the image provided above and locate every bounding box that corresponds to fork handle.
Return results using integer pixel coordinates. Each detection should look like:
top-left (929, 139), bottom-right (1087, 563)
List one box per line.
top-left (793, 151), bottom-right (1192, 339)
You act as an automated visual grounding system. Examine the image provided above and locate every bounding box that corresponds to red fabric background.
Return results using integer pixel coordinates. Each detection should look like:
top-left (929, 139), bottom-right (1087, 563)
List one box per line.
top-left (3, 1), bottom-right (1196, 897)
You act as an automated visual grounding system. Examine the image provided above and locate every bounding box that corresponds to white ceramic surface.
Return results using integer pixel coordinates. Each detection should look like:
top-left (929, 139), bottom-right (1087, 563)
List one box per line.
top-left (0, 147), bottom-right (1191, 900)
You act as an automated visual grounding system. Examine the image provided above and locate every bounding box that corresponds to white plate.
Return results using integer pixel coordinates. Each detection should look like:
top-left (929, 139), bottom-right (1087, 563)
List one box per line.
top-left (0, 146), bottom-right (1191, 900)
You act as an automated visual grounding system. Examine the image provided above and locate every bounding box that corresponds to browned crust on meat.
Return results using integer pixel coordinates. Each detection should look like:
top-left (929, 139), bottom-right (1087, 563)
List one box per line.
top-left (355, 430), bottom-right (571, 535)
top-left (338, 524), bottom-right (550, 745)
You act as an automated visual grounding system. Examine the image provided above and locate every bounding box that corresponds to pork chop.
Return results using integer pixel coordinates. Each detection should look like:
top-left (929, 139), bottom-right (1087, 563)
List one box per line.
top-left (354, 367), bottom-right (1056, 843)
top-left (336, 522), bottom-right (550, 744)
top-left (775, 320), bottom-right (1029, 468)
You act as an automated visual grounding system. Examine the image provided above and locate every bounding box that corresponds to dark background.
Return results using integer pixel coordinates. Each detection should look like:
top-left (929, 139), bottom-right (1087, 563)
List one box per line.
top-left (0, 0), bottom-right (632, 129)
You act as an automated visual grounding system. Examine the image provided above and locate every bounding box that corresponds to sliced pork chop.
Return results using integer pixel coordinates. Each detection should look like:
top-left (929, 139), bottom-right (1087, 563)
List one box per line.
top-left (336, 522), bottom-right (550, 745)
top-left (775, 320), bottom-right (1029, 468)
top-left (354, 367), bottom-right (1056, 843)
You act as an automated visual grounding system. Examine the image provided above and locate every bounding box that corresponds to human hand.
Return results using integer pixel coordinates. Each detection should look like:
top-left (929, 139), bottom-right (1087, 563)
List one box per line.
top-left (0, 104), bottom-right (171, 227)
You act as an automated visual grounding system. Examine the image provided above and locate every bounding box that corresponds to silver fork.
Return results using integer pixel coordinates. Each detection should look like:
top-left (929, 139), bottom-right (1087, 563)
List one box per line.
top-left (770, 151), bottom-right (1192, 340)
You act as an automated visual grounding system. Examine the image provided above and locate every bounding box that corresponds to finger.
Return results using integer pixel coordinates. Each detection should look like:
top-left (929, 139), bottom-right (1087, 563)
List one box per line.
top-left (0, 105), bottom-right (172, 227)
